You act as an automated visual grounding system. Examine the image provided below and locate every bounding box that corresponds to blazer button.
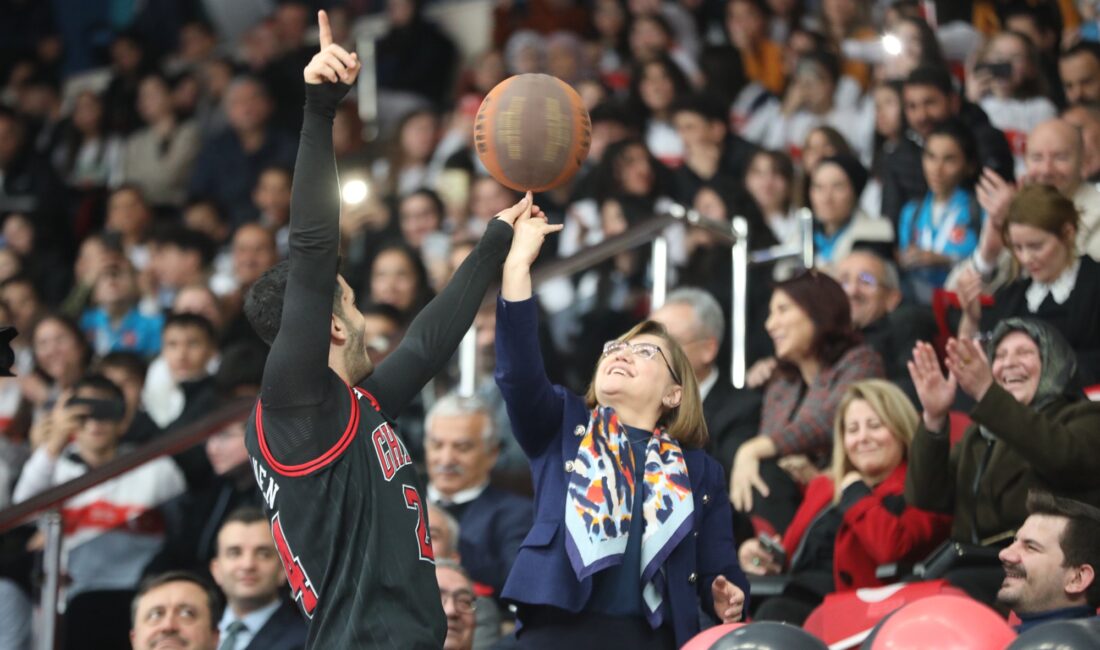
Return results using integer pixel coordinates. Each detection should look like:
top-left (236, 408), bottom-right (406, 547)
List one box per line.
top-left (564, 460), bottom-right (575, 473)
top-left (574, 425), bottom-right (586, 436)
top-left (701, 494), bottom-right (711, 505)
top-left (693, 531), bottom-right (699, 538)
top-left (688, 572), bottom-right (698, 584)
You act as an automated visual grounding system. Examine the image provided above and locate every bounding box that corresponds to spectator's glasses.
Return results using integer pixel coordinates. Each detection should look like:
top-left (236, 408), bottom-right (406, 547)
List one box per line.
top-left (838, 271), bottom-right (880, 292)
top-left (602, 340), bottom-right (682, 385)
top-left (440, 588), bottom-right (477, 614)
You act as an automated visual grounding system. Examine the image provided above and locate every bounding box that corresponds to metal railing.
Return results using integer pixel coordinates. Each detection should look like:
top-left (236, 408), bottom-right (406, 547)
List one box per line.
top-left (0, 398), bottom-right (254, 650)
top-left (457, 205), bottom-right (814, 394)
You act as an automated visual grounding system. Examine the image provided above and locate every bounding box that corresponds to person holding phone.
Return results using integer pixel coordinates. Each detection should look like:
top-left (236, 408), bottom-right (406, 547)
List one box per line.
top-left (738, 380), bottom-right (951, 624)
top-left (966, 31), bottom-right (1057, 177)
top-left (13, 374), bottom-right (186, 648)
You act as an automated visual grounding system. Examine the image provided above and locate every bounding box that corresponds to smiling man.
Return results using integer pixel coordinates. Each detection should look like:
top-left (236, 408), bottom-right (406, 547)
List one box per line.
top-left (210, 507), bottom-right (306, 650)
top-left (425, 393), bottom-right (531, 598)
top-left (998, 491), bottom-right (1100, 632)
top-left (130, 571), bottom-right (222, 650)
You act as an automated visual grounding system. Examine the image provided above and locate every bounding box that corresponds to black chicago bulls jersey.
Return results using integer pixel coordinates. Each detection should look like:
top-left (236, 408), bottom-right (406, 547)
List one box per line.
top-left (245, 379), bottom-right (442, 648)
top-left (247, 78), bottom-right (511, 649)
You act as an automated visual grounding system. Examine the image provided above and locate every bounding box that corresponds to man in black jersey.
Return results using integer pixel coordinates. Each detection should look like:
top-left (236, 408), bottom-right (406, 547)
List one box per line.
top-left (241, 11), bottom-right (536, 648)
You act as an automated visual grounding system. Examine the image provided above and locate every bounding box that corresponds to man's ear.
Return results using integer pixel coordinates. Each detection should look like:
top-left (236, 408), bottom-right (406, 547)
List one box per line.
top-left (1067, 563), bottom-right (1096, 598)
top-left (331, 313), bottom-right (348, 345)
top-left (699, 337), bottom-right (720, 367)
top-left (885, 288), bottom-right (903, 312)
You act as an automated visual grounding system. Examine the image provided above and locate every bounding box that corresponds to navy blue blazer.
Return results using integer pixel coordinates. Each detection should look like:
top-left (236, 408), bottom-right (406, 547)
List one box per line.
top-left (447, 485), bottom-right (533, 596)
top-left (244, 599), bottom-right (307, 650)
top-left (494, 296), bottom-right (750, 647)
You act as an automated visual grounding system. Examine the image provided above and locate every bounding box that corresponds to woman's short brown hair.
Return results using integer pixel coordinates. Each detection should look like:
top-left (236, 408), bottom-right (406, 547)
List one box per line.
top-left (1003, 183), bottom-right (1079, 277)
top-left (584, 320), bottom-right (708, 449)
top-left (829, 379), bottom-right (918, 504)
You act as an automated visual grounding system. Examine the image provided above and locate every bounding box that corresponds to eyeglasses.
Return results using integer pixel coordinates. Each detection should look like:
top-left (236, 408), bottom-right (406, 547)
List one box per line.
top-left (601, 340), bottom-right (682, 385)
top-left (838, 271), bottom-right (880, 292)
top-left (440, 589), bottom-right (477, 614)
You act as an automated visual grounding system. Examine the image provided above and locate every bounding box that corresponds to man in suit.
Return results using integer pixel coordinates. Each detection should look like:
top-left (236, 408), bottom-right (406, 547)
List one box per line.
top-left (209, 507), bottom-right (306, 650)
top-left (436, 560), bottom-right (478, 650)
top-left (425, 393), bottom-right (532, 598)
top-left (650, 288), bottom-right (762, 479)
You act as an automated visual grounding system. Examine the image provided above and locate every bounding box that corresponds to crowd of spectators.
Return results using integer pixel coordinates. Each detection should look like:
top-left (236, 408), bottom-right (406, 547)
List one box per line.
top-left (3, 0), bottom-right (1100, 648)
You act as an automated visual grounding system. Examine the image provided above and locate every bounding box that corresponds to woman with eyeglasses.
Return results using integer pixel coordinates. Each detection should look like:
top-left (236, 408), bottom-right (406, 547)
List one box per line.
top-left (493, 206), bottom-right (749, 649)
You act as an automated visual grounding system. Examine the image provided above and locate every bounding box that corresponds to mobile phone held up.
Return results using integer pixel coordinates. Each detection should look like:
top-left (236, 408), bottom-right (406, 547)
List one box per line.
top-left (976, 62), bottom-right (1013, 80)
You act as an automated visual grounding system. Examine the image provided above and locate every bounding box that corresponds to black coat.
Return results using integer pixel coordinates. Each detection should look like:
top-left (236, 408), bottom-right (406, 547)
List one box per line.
top-left (245, 599), bottom-right (308, 650)
top-left (703, 375), bottom-right (762, 481)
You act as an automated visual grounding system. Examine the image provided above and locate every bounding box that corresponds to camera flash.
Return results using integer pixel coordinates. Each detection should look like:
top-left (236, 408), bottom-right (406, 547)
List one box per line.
top-left (882, 33), bottom-right (902, 57)
top-left (342, 179), bottom-right (369, 205)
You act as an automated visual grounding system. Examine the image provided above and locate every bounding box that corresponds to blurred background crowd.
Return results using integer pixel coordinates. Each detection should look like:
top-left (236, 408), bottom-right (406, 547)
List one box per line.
top-left (3, 0), bottom-right (1100, 648)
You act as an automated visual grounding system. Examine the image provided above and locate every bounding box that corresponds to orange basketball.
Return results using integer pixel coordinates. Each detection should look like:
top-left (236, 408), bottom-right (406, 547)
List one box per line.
top-left (474, 74), bottom-right (591, 193)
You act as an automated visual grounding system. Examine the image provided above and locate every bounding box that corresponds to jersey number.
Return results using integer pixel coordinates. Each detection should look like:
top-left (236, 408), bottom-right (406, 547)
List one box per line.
top-left (403, 485), bottom-right (435, 563)
top-left (271, 513), bottom-right (319, 617)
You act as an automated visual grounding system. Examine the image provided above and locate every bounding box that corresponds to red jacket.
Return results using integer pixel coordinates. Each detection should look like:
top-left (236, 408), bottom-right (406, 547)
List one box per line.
top-left (780, 462), bottom-right (952, 591)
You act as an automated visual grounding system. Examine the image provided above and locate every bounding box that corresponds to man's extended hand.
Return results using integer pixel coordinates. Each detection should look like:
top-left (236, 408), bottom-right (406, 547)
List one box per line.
top-left (304, 10), bottom-right (361, 85)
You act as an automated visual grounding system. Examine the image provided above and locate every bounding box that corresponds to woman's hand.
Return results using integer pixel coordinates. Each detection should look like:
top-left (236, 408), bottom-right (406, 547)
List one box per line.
top-left (945, 337), bottom-right (994, 402)
top-left (730, 437), bottom-right (775, 512)
top-left (778, 454), bottom-right (819, 486)
top-left (738, 539), bottom-right (782, 576)
top-left (304, 11), bottom-right (360, 85)
top-left (955, 266), bottom-right (984, 338)
top-left (746, 356), bottom-right (778, 389)
top-left (965, 65), bottom-right (994, 103)
top-left (711, 575), bottom-right (746, 622)
top-left (501, 193), bottom-right (560, 301)
top-left (907, 341), bottom-right (957, 433)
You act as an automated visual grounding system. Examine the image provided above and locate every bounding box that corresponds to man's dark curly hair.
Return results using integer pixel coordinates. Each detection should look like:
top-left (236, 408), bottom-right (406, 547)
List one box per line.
top-left (244, 260), bottom-right (344, 346)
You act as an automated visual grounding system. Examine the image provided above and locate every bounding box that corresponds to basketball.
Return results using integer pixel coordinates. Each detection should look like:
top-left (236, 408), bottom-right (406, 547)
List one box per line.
top-left (474, 74), bottom-right (591, 193)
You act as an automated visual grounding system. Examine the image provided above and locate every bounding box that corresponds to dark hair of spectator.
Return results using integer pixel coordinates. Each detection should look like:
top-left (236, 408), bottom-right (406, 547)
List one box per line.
top-left (894, 16), bottom-right (947, 71)
top-left (163, 312), bottom-right (218, 346)
top-left (590, 137), bottom-right (665, 205)
top-left (1026, 490), bottom-right (1100, 607)
top-left (97, 351), bottom-right (149, 384)
top-left (400, 188), bottom-right (446, 223)
top-left (588, 99), bottom-right (642, 133)
top-left (795, 49), bottom-right (841, 86)
top-left (1061, 40), bottom-right (1100, 65)
top-left (362, 301), bottom-right (405, 326)
top-left (214, 341), bottom-right (268, 394)
top-left (925, 117), bottom-right (979, 188)
top-left (697, 44), bottom-right (748, 108)
top-left (628, 54), bottom-right (691, 120)
top-left (669, 93), bottom-right (729, 125)
top-left (1001, 3), bottom-right (1062, 44)
top-left (221, 505), bottom-right (267, 528)
top-left (629, 11), bottom-right (675, 43)
top-left (150, 224), bottom-right (218, 267)
top-left (772, 269), bottom-right (861, 372)
top-left (131, 571), bottom-right (223, 629)
top-left (74, 373), bottom-right (127, 404)
top-left (749, 149), bottom-right (797, 214)
top-left (259, 163), bottom-right (293, 184)
top-left (904, 65), bottom-right (955, 97)
top-left (245, 260), bottom-right (345, 346)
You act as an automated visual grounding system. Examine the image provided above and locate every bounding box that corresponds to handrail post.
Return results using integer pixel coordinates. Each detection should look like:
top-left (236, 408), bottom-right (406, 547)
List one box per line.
top-left (40, 509), bottom-right (63, 650)
top-left (651, 235), bottom-right (668, 310)
top-left (458, 326), bottom-right (477, 397)
top-left (356, 36), bottom-right (379, 141)
top-left (799, 207), bottom-right (815, 269)
top-left (731, 217), bottom-right (749, 389)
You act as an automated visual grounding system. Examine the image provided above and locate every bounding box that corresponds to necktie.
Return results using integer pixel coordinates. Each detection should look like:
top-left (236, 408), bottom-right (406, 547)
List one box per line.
top-left (219, 620), bottom-right (247, 650)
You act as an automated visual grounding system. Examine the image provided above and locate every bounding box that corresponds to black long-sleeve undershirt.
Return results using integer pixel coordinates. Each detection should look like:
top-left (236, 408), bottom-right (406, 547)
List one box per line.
top-left (258, 81), bottom-right (513, 464)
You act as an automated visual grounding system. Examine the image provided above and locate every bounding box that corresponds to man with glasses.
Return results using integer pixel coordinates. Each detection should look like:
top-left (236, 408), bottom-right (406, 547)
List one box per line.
top-left (834, 249), bottom-right (936, 400)
top-left (436, 560), bottom-right (478, 650)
